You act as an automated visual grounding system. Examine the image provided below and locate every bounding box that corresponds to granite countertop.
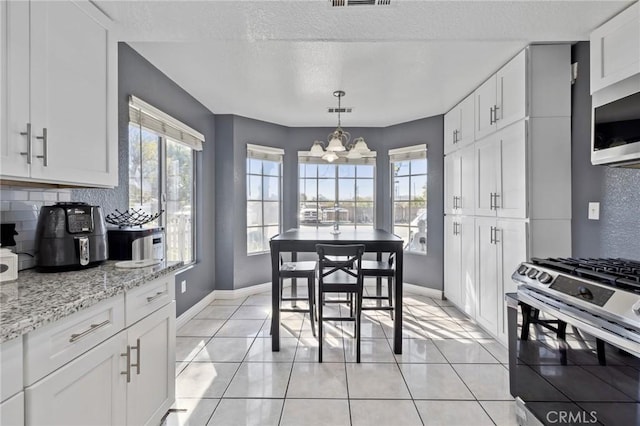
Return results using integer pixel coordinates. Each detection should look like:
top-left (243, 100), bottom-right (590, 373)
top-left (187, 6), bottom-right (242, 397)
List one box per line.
top-left (0, 261), bottom-right (183, 343)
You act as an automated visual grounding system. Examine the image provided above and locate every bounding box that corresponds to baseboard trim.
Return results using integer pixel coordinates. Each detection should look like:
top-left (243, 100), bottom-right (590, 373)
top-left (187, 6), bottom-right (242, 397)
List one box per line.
top-left (176, 283), bottom-right (273, 329)
top-left (404, 283), bottom-right (444, 299)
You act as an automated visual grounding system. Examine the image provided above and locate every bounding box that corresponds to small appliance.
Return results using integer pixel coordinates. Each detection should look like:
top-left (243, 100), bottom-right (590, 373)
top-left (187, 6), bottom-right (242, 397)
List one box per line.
top-left (0, 248), bottom-right (18, 282)
top-left (35, 202), bottom-right (108, 271)
top-left (592, 90), bottom-right (640, 167)
top-left (107, 227), bottom-right (165, 261)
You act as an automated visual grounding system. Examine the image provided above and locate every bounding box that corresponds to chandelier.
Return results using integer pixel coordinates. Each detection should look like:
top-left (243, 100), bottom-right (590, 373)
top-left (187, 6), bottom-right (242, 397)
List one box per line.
top-left (309, 90), bottom-right (371, 162)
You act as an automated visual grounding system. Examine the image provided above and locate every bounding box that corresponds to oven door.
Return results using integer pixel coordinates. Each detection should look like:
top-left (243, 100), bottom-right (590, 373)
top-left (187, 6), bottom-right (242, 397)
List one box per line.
top-left (507, 294), bottom-right (640, 426)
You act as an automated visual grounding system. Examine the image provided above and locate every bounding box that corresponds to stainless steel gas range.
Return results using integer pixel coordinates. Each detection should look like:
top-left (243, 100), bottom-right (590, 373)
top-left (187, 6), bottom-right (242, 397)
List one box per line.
top-left (507, 257), bottom-right (640, 426)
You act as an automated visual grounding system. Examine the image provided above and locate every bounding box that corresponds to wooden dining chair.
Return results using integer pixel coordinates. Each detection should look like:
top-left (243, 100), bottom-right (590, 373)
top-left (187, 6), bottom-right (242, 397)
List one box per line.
top-left (270, 237), bottom-right (317, 337)
top-left (316, 243), bottom-right (365, 362)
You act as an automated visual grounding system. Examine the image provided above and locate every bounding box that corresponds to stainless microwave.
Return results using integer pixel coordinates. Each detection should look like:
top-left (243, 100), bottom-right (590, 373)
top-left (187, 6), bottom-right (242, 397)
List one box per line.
top-left (592, 90), bottom-right (640, 167)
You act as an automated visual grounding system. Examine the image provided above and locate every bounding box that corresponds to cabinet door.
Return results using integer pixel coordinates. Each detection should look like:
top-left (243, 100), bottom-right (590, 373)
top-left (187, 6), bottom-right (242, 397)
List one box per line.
top-left (1, 0), bottom-right (30, 178)
top-left (475, 218), bottom-right (499, 336)
top-left (0, 392), bottom-right (24, 426)
top-left (29, 0), bottom-right (117, 187)
top-left (496, 219), bottom-right (527, 343)
top-left (475, 136), bottom-right (499, 217)
top-left (496, 51), bottom-right (526, 129)
top-left (444, 152), bottom-right (461, 214)
top-left (475, 76), bottom-right (496, 140)
top-left (444, 215), bottom-right (462, 307)
top-left (497, 122), bottom-right (527, 219)
top-left (443, 107), bottom-right (460, 154)
top-left (25, 332), bottom-right (127, 426)
top-left (458, 93), bottom-right (475, 147)
top-left (460, 216), bottom-right (476, 318)
top-left (459, 144), bottom-right (475, 216)
top-left (126, 302), bottom-right (176, 426)
top-left (590, 2), bottom-right (640, 93)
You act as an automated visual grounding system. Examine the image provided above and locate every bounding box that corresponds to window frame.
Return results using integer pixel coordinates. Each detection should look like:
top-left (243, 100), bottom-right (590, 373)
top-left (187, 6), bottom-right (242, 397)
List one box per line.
top-left (128, 124), bottom-right (198, 265)
top-left (297, 154), bottom-right (377, 230)
top-left (246, 144), bottom-right (284, 256)
top-left (389, 144), bottom-right (428, 255)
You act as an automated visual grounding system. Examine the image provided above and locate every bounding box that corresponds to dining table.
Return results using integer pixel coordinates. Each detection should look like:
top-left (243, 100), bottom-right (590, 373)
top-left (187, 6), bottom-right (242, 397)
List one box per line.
top-left (270, 228), bottom-right (404, 354)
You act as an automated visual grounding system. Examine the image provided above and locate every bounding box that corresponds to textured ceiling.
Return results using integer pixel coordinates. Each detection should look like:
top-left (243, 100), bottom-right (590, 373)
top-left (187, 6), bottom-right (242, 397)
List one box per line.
top-left (96, 0), bottom-right (635, 127)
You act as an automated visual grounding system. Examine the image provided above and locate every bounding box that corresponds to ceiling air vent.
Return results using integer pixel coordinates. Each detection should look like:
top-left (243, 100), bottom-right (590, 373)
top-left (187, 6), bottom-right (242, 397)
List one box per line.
top-left (327, 107), bottom-right (353, 113)
top-left (331, 0), bottom-right (391, 7)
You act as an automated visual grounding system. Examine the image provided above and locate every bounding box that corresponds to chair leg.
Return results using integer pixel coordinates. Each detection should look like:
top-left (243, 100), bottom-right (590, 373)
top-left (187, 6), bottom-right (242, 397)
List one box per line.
top-left (388, 277), bottom-right (394, 320)
top-left (318, 287), bottom-right (323, 363)
top-left (356, 289), bottom-right (362, 363)
top-left (307, 276), bottom-right (316, 338)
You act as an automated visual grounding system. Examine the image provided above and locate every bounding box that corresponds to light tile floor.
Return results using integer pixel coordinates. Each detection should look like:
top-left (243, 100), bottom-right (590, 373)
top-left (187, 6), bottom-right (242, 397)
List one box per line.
top-left (164, 283), bottom-right (517, 426)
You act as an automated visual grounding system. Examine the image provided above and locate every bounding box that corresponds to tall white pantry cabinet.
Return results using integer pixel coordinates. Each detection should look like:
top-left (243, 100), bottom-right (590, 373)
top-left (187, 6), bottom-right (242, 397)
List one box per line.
top-left (443, 44), bottom-right (573, 344)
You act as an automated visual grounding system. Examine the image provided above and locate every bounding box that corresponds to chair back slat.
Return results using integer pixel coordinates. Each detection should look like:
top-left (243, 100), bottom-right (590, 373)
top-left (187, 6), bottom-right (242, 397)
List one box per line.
top-left (316, 244), bottom-right (365, 283)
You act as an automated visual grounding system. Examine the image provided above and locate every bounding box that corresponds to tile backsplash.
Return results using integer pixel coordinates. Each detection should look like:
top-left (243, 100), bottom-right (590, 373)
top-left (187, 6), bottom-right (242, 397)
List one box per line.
top-left (0, 185), bottom-right (72, 270)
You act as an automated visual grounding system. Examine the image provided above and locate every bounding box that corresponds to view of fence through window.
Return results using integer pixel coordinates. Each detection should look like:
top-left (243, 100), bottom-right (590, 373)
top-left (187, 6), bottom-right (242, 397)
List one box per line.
top-left (128, 124), bottom-right (195, 263)
top-left (298, 163), bottom-right (375, 231)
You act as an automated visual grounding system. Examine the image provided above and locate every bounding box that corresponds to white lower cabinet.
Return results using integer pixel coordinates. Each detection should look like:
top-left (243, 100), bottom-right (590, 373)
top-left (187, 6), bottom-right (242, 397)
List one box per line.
top-left (475, 218), bottom-right (527, 341)
top-left (444, 216), bottom-right (476, 317)
top-left (0, 392), bottom-right (24, 426)
top-left (25, 301), bottom-right (176, 426)
top-left (25, 332), bottom-right (128, 426)
top-left (126, 302), bottom-right (176, 426)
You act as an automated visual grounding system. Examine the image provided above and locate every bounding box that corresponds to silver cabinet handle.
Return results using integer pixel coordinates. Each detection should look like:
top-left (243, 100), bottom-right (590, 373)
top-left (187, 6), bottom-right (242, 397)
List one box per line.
top-left (131, 338), bottom-right (141, 375)
top-left (35, 128), bottom-right (48, 166)
top-left (493, 193), bottom-right (500, 209)
top-left (453, 221), bottom-right (457, 236)
top-left (489, 193), bottom-right (495, 210)
top-left (494, 105), bottom-right (500, 122)
top-left (146, 291), bottom-right (166, 303)
top-left (494, 227), bottom-right (501, 244)
top-left (69, 319), bottom-right (110, 342)
top-left (490, 226), bottom-right (495, 244)
top-left (19, 123), bottom-right (32, 164)
top-left (452, 130), bottom-right (457, 144)
top-left (121, 345), bottom-right (131, 383)
top-left (489, 106), bottom-right (495, 125)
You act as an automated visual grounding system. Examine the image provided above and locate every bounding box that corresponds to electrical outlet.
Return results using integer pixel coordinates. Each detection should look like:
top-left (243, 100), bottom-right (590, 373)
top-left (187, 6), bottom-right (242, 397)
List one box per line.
top-left (181, 280), bottom-right (187, 293)
top-left (588, 202), bottom-right (600, 220)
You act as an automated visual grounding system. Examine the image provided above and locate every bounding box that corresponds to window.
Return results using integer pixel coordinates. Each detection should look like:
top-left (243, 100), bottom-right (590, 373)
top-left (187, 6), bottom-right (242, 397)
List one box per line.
top-left (390, 144), bottom-right (427, 254)
top-left (247, 144), bottom-right (283, 254)
top-left (128, 96), bottom-right (203, 264)
top-left (298, 154), bottom-right (376, 231)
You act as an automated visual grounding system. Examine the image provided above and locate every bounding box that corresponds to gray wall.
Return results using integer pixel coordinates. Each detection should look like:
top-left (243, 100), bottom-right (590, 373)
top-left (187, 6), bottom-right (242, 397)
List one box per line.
top-left (75, 43), bottom-right (217, 316)
top-left (571, 42), bottom-right (640, 259)
top-left (217, 116), bottom-right (444, 291)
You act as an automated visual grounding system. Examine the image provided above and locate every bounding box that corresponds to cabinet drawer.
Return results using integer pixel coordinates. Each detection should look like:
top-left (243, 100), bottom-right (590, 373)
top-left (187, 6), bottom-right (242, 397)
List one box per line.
top-left (24, 293), bottom-right (125, 386)
top-left (125, 276), bottom-right (174, 327)
top-left (0, 391), bottom-right (24, 426)
top-left (0, 338), bottom-right (23, 402)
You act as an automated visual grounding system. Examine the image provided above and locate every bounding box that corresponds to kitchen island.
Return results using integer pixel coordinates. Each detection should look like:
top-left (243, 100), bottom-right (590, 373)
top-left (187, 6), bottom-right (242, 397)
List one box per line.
top-left (0, 260), bottom-right (181, 426)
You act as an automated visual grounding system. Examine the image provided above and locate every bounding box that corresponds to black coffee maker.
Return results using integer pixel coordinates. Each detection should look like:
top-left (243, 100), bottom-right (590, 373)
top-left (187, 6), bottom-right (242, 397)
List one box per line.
top-left (35, 202), bottom-right (108, 271)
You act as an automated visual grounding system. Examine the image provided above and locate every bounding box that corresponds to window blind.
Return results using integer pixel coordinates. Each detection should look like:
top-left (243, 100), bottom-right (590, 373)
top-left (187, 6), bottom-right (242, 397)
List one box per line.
top-left (298, 151), bottom-right (377, 165)
top-left (129, 95), bottom-right (204, 151)
top-left (247, 144), bottom-right (284, 162)
top-left (389, 144), bottom-right (427, 162)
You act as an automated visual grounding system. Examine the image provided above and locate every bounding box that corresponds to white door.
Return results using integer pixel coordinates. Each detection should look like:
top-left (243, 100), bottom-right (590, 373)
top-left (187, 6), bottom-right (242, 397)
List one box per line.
top-left (443, 107), bottom-right (460, 154)
top-left (1, 0), bottom-right (30, 178)
top-left (459, 144), bottom-right (476, 216)
top-left (496, 219), bottom-right (527, 343)
top-left (126, 302), bottom-right (176, 426)
top-left (460, 216), bottom-right (476, 318)
top-left (496, 51), bottom-right (526, 129)
top-left (444, 152), bottom-right (461, 215)
top-left (475, 76), bottom-right (497, 140)
top-left (458, 93), bottom-right (475, 147)
top-left (25, 332), bottom-right (127, 426)
top-left (28, 0), bottom-right (116, 186)
top-left (497, 122), bottom-right (527, 219)
top-left (475, 136), bottom-right (499, 217)
top-left (0, 392), bottom-right (24, 426)
top-left (444, 215), bottom-right (462, 306)
top-left (475, 217), bottom-right (499, 336)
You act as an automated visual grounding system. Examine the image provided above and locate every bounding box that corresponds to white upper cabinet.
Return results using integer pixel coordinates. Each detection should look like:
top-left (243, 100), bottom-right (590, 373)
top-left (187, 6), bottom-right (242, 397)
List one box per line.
top-left (475, 50), bottom-right (527, 141)
top-left (1, 0), bottom-right (117, 187)
top-left (444, 93), bottom-right (475, 154)
top-left (590, 2), bottom-right (640, 94)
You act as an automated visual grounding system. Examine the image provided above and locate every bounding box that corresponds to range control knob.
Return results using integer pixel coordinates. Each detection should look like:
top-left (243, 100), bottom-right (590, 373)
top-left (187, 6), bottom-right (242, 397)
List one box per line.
top-left (578, 286), bottom-right (593, 300)
top-left (537, 272), bottom-right (553, 284)
top-left (517, 265), bottom-right (528, 275)
top-left (527, 268), bottom-right (539, 279)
